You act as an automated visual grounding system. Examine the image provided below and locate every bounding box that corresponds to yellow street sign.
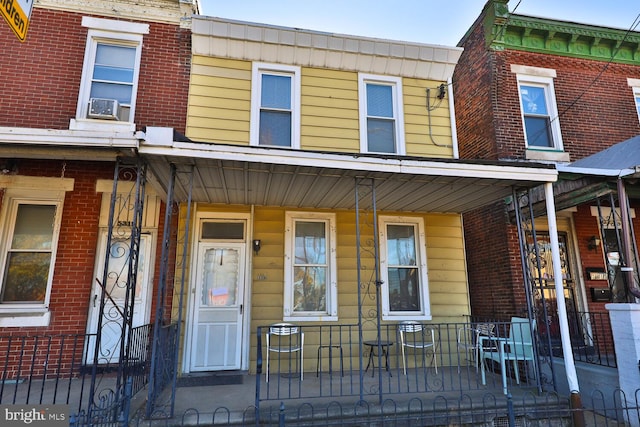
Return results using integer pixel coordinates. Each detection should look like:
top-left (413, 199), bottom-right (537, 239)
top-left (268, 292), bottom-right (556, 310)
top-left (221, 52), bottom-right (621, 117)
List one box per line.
top-left (2, 0), bottom-right (32, 41)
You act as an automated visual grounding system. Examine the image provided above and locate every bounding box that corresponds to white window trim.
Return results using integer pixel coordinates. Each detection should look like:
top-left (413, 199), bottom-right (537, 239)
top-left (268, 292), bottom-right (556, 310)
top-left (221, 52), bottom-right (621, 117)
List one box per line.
top-left (358, 73), bottom-right (405, 155)
top-left (378, 215), bottom-right (431, 321)
top-left (250, 62), bottom-right (301, 149)
top-left (514, 71), bottom-right (564, 152)
top-left (283, 212), bottom-right (337, 321)
top-left (0, 188), bottom-right (66, 327)
top-left (70, 17), bottom-right (148, 132)
top-left (628, 79), bottom-right (640, 125)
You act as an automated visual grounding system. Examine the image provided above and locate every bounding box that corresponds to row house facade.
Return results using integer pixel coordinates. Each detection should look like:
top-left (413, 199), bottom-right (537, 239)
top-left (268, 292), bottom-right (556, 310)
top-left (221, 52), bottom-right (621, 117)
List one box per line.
top-left (0, 0), bottom-right (197, 418)
top-left (454, 0), bottom-right (640, 396)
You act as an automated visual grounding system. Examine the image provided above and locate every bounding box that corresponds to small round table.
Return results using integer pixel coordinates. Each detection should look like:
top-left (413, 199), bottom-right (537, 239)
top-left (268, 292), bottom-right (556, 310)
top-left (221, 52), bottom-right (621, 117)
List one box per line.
top-left (363, 340), bottom-right (393, 376)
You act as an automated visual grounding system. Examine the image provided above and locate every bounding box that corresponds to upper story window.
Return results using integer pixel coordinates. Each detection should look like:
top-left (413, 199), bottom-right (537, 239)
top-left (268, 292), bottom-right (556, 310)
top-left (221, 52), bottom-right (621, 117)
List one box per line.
top-left (71, 17), bottom-right (149, 132)
top-left (250, 63), bottom-right (301, 148)
top-left (283, 212), bottom-right (337, 321)
top-left (358, 74), bottom-right (405, 154)
top-left (378, 216), bottom-right (430, 321)
top-left (627, 79), bottom-right (640, 124)
top-left (512, 65), bottom-right (563, 151)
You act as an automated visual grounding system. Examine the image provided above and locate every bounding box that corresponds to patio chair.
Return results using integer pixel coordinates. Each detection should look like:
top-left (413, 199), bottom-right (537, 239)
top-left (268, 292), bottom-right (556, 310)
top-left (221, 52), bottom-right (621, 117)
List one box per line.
top-left (479, 317), bottom-right (536, 394)
top-left (398, 321), bottom-right (438, 375)
top-left (457, 322), bottom-right (495, 372)
top-left (265, 323), bottom-right (304, 382)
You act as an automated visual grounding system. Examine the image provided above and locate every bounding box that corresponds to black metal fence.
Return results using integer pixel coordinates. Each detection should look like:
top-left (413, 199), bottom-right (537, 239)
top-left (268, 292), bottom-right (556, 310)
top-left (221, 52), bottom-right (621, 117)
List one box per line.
top-left (130, 388), bottom-right (640, 426)
top-left (0, 324), bottom-right (153, 425)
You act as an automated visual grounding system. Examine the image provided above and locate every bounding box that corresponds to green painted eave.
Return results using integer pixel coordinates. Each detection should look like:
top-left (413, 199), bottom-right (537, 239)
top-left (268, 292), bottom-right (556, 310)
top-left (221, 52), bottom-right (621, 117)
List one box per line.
top-left (484, 1), bottom-right (640, 65)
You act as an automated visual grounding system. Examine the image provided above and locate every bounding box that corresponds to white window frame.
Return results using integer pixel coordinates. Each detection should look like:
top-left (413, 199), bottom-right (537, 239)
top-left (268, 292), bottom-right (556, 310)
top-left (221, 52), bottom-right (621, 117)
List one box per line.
top-left (513, 66), bottom-right (563, 151)
top-left (284, 212), bottom-right (337, 321)
top-left (628, 79), bottom-right (640, 124)
top-left (70, 17), bottom-right (148, 132)
top-left (358, 73), bottom-right (405, 155)
top-left (378, 215), bottom-right (431, 321)
top-left (0, 188), bottom-right (65, 326)
top-left (250, 63), bottom-right (301, 149)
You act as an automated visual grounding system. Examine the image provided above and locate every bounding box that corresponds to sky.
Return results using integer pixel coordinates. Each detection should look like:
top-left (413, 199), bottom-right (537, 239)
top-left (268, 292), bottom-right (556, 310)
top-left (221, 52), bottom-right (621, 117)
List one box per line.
top-left (198, 1), bottom-right (640, 47)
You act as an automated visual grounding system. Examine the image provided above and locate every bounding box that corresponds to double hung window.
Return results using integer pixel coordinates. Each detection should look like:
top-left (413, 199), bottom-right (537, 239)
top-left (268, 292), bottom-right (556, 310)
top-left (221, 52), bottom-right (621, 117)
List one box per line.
top-left (251, 63), bottom-right (301, 148)
top-left (359, 74), bottom-right (405, 154)
top-left (513, 66), bottom-right (563, 151)
top-left (0, 188), bottom-right (65, 326)
top-left (284, 212), bottom-right (337, 321)
top-left (72, 17), bottom-right (148, 130)
top-left (379, 216), bottom-right (430, 320)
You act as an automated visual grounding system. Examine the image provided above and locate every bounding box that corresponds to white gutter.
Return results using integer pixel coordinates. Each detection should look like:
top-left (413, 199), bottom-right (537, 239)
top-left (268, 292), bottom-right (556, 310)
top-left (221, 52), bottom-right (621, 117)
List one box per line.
top-left (0, 126), bottom-right (142, 147)
top-left (139, 138), bottom-right (558, 183)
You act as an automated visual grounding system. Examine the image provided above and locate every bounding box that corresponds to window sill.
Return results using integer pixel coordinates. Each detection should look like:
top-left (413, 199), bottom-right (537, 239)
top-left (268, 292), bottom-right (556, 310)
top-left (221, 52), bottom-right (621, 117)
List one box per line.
top-left (283, 315), bottom-right (338, 322)
top-left (525, 149), bottom-right (570, 163)
top-left (0, 308), bottom-right (51, 327)
top-left (69, 118), bottom-right (135, 133)
top-left (382, 313), bottom-right (432, 322)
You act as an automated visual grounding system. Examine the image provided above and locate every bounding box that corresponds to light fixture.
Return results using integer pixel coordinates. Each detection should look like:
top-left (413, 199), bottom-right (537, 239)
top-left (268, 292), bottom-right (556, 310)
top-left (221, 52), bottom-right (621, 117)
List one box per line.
top-left (252, 239), bottom-right (261, 255)
top-left (588, 236), bottom-right (601, 251)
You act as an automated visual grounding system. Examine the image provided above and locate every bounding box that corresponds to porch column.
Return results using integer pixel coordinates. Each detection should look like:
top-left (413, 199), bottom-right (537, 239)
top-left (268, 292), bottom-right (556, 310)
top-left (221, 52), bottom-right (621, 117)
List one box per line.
top-left (544, 183), bottom-right (582, 403)
top-left (606, 303), bottom-right (640, 427)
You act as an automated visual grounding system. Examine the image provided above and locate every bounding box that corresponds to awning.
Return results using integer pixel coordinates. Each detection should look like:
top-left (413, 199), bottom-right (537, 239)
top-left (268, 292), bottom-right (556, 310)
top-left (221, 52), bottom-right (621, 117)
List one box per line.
top-left (140, 135), bottom-right (557, 213)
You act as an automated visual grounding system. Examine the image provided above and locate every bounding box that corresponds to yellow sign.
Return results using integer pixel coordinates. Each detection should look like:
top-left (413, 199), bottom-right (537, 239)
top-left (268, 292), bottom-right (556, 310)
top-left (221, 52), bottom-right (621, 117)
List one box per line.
top-left (1, 0), bottom-right (32, 41)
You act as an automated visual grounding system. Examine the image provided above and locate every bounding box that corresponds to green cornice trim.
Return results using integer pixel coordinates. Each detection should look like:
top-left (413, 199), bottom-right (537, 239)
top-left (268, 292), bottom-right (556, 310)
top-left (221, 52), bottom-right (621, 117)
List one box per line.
top-left (484, 1), bottom-right (640, 65)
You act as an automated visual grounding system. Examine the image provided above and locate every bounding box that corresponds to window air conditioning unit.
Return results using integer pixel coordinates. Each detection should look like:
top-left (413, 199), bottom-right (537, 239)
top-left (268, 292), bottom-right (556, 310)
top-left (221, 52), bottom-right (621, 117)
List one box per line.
top-left (88, 98), bottom-right (119, 120)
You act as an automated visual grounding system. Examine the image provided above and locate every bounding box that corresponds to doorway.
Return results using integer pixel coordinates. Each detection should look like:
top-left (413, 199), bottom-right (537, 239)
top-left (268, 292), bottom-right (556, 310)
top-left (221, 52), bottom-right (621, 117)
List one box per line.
top-left (188, 218), bottom-right (249, 372)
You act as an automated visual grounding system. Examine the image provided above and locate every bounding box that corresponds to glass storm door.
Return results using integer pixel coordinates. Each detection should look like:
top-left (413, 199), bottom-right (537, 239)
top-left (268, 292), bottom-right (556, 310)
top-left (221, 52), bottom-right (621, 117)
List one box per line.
top-left (190, 243), bottom-right (245, 371)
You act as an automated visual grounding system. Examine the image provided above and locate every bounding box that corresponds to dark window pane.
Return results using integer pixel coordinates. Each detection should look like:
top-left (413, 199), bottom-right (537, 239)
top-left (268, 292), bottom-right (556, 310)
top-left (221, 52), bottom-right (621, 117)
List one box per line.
top-left (201, 222), bottom-right (245, 239)
top-left (2, 252), bottom-right (50, 303)
top-left (388, 267), bottom-right (420, 312)
top-left (524, 116), bottom-right (553, 147)
top-left (259, 110), bottom-right (291, 146)
top-left (367, 118), bottom-right (395, 153)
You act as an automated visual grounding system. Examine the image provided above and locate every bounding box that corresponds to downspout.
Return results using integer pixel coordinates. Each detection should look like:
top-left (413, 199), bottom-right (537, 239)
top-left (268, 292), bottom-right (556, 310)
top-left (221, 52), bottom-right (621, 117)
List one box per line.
top-left (544, 182), bottom-right (584, 426)
top-left (617, 177), bottom-right (640, 299)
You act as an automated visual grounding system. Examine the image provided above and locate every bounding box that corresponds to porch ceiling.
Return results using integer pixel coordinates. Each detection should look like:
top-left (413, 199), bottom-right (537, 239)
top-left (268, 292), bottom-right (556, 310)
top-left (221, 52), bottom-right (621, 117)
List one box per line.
top-left (141, 141), bottom-right (557, 213)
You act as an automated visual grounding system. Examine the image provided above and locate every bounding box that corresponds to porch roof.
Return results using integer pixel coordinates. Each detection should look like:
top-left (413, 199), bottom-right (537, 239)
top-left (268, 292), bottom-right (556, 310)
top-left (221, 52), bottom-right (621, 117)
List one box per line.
top-left (140, 137), bottom-right (557, 213)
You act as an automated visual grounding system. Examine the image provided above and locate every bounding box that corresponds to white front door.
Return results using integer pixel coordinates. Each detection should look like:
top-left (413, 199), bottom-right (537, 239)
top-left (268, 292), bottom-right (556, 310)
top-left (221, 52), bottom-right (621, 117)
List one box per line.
top-left (85, 233), bottom-right (153, 365)
top-left (190, 242), bottom-right (246, 371)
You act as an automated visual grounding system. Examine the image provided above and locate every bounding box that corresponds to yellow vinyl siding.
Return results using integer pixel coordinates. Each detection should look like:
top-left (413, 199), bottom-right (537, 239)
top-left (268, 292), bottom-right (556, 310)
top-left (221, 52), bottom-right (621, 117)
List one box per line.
top-left (186, 56), bottom-right (251, 144)
top-left (300, 68), bottom-right (360, 152)
top-left (186, 57), bottom-right (455, 158)
top-left (402, 78), bottom-right (454, 158)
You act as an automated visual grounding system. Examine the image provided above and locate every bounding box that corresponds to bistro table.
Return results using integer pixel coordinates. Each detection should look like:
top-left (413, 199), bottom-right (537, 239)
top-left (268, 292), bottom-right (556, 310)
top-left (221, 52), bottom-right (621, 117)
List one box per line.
top-left (363, 340), bottom-right (393, 377)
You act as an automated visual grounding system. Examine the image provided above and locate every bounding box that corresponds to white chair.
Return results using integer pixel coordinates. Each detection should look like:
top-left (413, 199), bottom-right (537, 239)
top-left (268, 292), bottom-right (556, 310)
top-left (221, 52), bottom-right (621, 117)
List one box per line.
top-left (265, 323), bottom-right (304, 382)
top-left (398, 321), bottom-right (438, 375)
top-left (480, 317), bottom-right (536, 394)
top-left (457, 322), bottom-right (495, 372)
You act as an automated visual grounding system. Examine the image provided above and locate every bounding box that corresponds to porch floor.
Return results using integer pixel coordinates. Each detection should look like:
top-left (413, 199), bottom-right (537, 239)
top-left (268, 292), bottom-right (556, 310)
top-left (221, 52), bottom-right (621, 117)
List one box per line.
top-left (145, 366), bottom-right (554, 426)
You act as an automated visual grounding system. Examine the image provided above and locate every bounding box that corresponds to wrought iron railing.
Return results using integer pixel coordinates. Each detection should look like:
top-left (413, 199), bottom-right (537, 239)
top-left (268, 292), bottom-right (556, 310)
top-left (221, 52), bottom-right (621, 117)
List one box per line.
top-left (0, 323), bottom-right (153, 418)
top-left (255, 321), bottom-right (543, 406)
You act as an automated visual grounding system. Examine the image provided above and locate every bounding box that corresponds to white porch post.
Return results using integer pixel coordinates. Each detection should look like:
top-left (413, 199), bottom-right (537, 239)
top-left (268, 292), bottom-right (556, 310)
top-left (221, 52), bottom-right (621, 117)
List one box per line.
top-left (544, 183), bottom-right (580, 395)
top-left (606, 303), bottom-right (640, 427)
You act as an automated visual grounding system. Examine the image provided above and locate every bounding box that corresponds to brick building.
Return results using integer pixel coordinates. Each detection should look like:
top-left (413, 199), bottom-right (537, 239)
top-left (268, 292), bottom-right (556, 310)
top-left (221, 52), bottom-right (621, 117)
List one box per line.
top-left (454, 0), bottom-right (640, 359)
top-left (0, 0), bottom-right (196, 382)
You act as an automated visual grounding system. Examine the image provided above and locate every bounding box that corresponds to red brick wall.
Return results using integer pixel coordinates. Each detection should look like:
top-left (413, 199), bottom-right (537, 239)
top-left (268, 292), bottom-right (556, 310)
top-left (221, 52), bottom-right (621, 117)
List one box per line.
top-left (0, 7), bottom-right (190, 133)
top-left (455, 14), bottom-right (640, 321)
